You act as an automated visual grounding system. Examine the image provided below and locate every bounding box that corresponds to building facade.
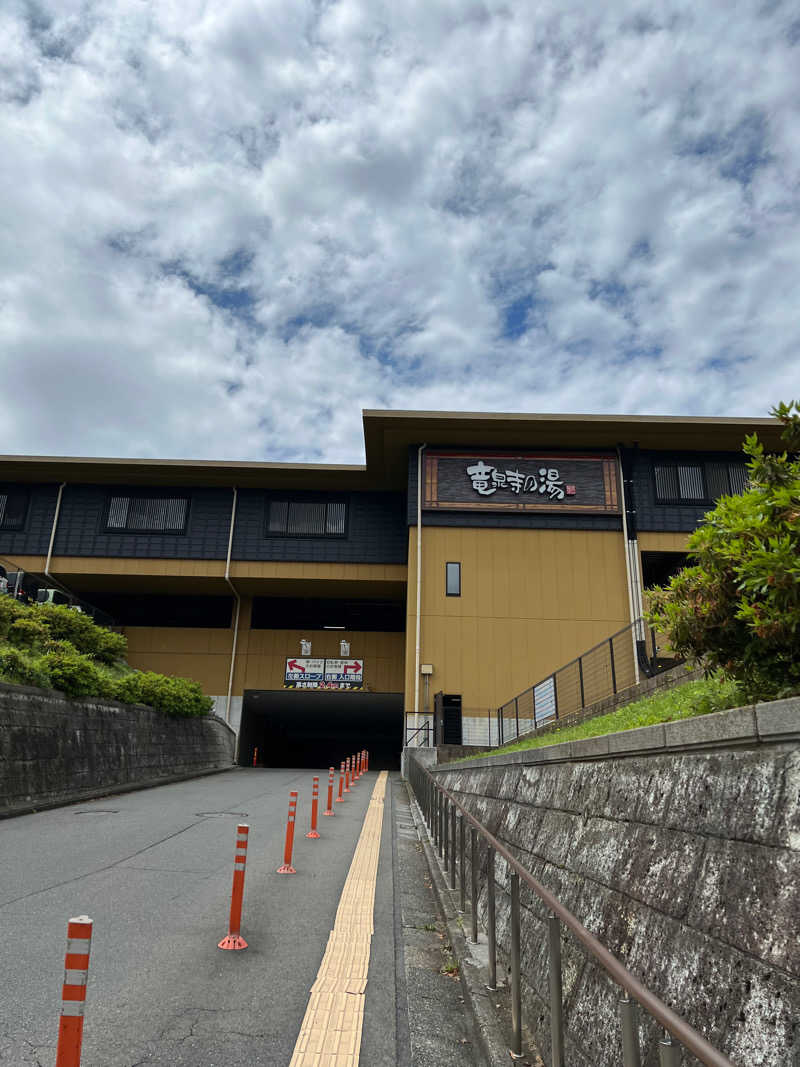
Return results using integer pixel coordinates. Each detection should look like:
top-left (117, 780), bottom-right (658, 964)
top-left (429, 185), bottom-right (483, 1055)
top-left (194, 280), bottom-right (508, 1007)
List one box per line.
top-left (0, 410), bottom-right (780, 767)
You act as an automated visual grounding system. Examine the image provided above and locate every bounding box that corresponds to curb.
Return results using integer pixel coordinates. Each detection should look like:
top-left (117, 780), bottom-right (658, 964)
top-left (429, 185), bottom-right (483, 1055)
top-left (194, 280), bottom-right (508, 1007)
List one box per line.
top-left (0, 763), bottom-right (236, 820)
top-left (404, 781), bottom-right (538, 1066)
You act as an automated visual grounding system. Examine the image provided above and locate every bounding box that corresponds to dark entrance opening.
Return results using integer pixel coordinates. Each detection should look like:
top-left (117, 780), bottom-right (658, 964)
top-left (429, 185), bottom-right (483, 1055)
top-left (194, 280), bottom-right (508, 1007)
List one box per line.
top-left (239, 690), bottom-right (403, 770)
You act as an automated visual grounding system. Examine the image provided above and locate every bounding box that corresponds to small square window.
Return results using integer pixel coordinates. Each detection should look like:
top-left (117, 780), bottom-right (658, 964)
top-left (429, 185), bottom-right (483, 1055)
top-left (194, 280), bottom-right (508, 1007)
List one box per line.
top-left (446, 562), bottom-right (461, 597)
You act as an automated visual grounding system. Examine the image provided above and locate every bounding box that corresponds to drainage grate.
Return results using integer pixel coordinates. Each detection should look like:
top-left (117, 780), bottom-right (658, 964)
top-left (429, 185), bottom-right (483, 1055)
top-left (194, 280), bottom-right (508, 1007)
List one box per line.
top-left (195, 811), bottom-right (249, 818)
top-left (74, 810), bottom-right (119, 815)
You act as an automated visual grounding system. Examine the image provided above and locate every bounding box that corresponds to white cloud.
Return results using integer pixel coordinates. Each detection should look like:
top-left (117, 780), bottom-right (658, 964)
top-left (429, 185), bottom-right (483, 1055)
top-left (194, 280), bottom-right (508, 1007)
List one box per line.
top-left (0, 0), bottom-right (798, 462)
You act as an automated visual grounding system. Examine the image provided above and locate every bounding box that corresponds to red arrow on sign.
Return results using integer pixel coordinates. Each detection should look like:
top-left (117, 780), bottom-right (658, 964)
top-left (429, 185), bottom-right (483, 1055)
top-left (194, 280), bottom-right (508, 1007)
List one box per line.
top-left (344, 661), bottom-right (362, 674)
top-left (287, 659), bottom-right (306, 672)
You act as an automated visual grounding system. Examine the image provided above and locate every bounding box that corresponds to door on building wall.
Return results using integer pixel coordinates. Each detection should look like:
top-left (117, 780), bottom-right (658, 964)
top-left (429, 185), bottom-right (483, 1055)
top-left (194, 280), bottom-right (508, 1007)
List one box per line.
top-left (434, 692), bottom-right (463, 746)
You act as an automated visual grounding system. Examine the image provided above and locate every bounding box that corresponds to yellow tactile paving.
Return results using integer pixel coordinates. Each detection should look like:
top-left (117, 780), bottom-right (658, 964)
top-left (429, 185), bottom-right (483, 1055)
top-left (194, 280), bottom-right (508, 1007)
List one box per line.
top-left (289, 772), bottom-right (388, 1067)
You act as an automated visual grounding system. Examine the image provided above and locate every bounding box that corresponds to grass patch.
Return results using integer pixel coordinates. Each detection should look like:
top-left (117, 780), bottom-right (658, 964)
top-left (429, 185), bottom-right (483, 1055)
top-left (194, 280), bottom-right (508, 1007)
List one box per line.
top-left (458, 675), bottom-right (745, 761)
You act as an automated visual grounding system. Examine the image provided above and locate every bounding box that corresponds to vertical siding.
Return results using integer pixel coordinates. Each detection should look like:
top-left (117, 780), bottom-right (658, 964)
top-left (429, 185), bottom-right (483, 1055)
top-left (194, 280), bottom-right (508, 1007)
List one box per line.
top-left (404, 526), bottom-right (630, 713)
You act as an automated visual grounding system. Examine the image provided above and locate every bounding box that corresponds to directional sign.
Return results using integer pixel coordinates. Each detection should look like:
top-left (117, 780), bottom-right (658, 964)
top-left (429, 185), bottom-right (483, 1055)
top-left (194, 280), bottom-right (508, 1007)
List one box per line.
top-left (284, 657), bottom-right (325, 683)
top-left (324, 659), bottom-right (364, 684)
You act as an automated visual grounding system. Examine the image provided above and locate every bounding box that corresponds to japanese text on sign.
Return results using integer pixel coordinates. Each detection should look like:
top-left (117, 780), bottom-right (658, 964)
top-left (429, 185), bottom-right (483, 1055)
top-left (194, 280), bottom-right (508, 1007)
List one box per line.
top-left (465, 461), bottom-right (575, 500)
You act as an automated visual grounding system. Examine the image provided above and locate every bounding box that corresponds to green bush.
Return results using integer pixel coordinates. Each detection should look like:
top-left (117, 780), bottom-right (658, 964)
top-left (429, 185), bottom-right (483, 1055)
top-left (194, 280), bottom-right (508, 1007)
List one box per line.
top-left (32, 603), bottom-right (122, 661)
top-left (7, 615), bottom-right (50, 650)
top-left (0, 645), bottom-right (52, 689)
top-left (41, 645), bottom-right (112, 700)
top-left (0, 595), bottom-right (26, 639)
top-left (648, 400), bottom-right (800, 701)
top-left (94, 627), bottom-right (128, 665)
top-left (114, 671), bottom-right (213, 717)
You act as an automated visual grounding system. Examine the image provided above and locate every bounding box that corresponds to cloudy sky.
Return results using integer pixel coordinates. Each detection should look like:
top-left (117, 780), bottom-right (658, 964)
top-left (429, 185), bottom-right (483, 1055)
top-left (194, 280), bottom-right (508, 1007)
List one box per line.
top-left (1, 0), bottom-right (798, 463)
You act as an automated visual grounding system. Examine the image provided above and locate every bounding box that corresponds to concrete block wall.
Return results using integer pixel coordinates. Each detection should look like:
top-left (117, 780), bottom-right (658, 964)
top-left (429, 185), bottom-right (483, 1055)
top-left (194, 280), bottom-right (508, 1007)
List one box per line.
top-left (0, 681), bottom-right (235, 817)
top-left (424, 699), bottom-right (800, 1066)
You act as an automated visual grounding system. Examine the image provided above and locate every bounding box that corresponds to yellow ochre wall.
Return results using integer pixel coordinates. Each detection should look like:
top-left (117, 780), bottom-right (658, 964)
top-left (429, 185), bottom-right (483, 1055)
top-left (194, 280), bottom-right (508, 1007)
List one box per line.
top-left (404, 526), bottom-right (630, 713)
top-left (125, 597), bottom-right (406, 696)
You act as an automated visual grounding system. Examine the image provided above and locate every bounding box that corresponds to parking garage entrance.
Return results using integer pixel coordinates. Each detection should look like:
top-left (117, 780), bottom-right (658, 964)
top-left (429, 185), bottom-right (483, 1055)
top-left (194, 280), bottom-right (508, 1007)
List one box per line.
top-left (238, 690), bottom-right (404, 770)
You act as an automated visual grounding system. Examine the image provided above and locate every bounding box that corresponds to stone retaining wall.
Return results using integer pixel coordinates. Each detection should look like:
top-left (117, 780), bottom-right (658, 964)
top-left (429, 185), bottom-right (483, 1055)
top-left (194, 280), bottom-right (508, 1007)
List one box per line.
top-left (0, 681), bottom-right (235, 817)
top-left (417, 698), bottom-right (800, 1066)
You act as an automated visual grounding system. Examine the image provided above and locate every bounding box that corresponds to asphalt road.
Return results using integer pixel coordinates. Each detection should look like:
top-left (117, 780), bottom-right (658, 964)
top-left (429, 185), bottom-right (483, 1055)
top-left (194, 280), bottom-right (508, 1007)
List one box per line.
top-left (0, 768), bottom-right (399, 1066)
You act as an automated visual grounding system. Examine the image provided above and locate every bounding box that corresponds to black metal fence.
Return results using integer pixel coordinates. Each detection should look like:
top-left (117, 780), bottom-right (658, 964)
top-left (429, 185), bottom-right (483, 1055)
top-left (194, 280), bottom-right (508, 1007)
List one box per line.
top-left (494, 617), bottom-right (674, 747)
top-left (406, 754), bottom-right (735, 1067)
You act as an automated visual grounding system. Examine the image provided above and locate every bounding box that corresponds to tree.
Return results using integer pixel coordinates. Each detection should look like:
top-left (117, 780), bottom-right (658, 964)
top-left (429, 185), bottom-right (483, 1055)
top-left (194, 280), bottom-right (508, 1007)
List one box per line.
top-left (647, 401), bottom-right (800, 701)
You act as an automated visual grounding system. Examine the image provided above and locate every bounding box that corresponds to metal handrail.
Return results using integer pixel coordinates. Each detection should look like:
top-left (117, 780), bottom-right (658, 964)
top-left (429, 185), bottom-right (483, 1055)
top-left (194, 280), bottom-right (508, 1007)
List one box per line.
top-left (408, 754), bottom-right (735, 1067)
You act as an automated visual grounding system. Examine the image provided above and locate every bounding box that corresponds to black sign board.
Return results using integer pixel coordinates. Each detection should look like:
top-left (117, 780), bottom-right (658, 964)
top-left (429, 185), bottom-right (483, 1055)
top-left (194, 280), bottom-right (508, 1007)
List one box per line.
top-left (424, 451), bottom-right (620, 513)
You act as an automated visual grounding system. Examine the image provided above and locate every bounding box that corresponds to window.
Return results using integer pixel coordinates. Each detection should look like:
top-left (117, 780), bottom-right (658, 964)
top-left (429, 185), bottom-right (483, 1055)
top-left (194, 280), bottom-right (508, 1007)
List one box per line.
top-left (653, 461), bottom-right (748, 504)
top-left (446, 562), bottom-right (461, 597)
top-left (106, 496), bottom-right (189, 532)
top-left (267, 499), bottom-right (348, 537)
top-left (0, 490), bottom-right (28, 530)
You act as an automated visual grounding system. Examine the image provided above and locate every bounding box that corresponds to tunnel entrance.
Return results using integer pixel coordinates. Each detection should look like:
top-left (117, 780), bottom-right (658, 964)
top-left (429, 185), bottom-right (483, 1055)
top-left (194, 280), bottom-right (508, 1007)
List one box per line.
top-left (239, 690), bottom-right (403, 770)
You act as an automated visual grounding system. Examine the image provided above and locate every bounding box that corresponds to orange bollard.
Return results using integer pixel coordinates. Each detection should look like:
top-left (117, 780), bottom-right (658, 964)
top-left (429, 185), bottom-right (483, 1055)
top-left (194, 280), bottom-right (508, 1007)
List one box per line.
top-left (277, 792), bottom-right (298, 873)
top-left (365, 750), bottom-right (369, 772)
top-left (218, 824), bottom-right (249, 949)
top-left (252, 747), bottom-right (258, 768)
top-left (350, 753), bottom-right (357, 784)
top-left (323, 767), bottom-right (335, 816)
top-left (306, 776), bottom-right (321, 838)
top-left (362, 749), bottom-right (367, 774)
top-left (344, 756), bottom-right (351, 793)
top-left (357, 751), bottom-right (362, 776)
top-left (335, 761), bottom-right (345, 803)
top-left (55, 915), bottom-right (92, 1067)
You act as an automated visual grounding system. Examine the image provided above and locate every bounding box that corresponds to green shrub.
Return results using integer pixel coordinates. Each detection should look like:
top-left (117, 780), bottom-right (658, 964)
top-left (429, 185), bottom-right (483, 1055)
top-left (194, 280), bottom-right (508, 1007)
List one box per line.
top-left (94, 627), bottom-right (128, 665)
top-left (0, 645), bottom-right (52, 689)
top-left (41, 645), bottom-right (110, 699)
top-left (114, 671), bottom-right (213, 717)
top-left (648, 400), bottom-right (800, 701)
top-left (30, 603), bottom-right (125, 663)
top-left (7, 615), bottom-right (50, 649)
top-left (0, 595), bottom-right (26, 639)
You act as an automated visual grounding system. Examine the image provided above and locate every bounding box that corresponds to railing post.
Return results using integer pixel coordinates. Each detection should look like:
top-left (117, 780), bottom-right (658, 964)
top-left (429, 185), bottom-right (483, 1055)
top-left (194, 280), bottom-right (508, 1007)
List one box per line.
top-left (609, 636), bottom-right (617, 694)
top-left (510, 871), bottom-right (522, 1059)
top-left (470, 827), bottom-right (479, 944)
top-left (459, 815), bottom-right (466, 911)
top-left (487, 706), bottom-right (492, 746)
top-left (659, 1034), bottom-right (681, 1067)
top-left (486, 846), bottom-right (497, 991)
top-left (578, 655), bottom-right (585, 709)
top-left (548, 914), bottom-right (564, 1067)
top-left (449, 805), bottom-right (457, 891)
top-left (514, 697), bottom-right (520, 739)
top-left (552, 673), bottom-right (559, 720)
top-left (619, 994), bottom-right (642, 1067)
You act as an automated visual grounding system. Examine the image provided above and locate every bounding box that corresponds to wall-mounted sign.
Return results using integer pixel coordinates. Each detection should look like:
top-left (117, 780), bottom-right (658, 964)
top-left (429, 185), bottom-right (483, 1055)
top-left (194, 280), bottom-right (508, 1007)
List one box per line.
top-left (424, 451), bottom-right (619, 513)
top-left (284, 657), bottom-right (365, 690)
top-left (324, 659), bottom-right (363, 684)
top-left (285, 657), bottom-right (325, 682)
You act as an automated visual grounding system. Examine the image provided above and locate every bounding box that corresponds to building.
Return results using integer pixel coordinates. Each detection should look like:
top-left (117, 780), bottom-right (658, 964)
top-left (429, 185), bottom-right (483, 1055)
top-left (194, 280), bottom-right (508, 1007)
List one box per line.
top-left (0, 409), bottom-right (781, 768)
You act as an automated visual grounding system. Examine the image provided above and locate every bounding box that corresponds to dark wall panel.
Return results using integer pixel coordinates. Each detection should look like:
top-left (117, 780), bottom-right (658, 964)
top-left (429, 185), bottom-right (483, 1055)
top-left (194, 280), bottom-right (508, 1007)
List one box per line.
top-left (0, 484), bottom-right (59, 559)
top-left (2, 483), bottom-right (407, 565)
top-left (52, 484), bottom-right (233, 559)
top-left (632, 450), bottom-right (746, 532)
top-left (232, 490), bottom-right (407, 564)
